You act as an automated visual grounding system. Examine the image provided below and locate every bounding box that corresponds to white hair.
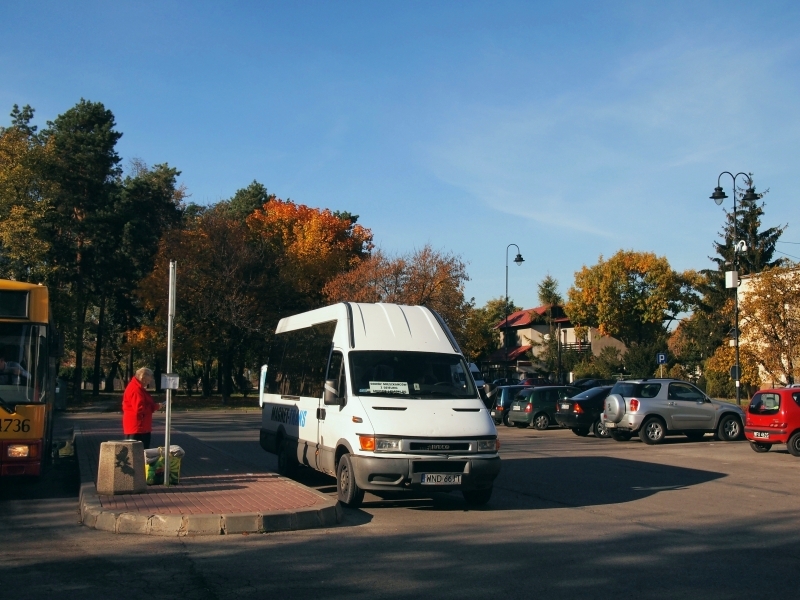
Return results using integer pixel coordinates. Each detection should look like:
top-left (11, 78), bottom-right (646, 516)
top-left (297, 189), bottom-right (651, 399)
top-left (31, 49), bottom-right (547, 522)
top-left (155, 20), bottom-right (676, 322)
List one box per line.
top-left (135, 367), bottom-right (154, 382)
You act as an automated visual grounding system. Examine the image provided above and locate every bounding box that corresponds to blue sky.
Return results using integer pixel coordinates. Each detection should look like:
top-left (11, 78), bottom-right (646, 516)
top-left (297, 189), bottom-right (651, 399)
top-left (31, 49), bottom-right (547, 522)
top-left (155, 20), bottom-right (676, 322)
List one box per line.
top-left (3, 1), bottom-right (800, 309)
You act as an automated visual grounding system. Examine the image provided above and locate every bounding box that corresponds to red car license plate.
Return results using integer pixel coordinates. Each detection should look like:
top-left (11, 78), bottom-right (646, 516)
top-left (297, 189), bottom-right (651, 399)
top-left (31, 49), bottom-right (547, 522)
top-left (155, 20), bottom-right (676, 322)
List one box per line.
top-left (754, 431), bottom-right (770, 439)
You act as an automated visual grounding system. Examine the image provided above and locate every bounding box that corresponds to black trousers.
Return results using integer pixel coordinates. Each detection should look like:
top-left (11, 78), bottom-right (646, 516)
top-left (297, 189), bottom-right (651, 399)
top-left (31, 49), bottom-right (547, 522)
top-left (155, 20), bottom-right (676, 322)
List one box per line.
top-left (127, 432), bottom-right (152, 449)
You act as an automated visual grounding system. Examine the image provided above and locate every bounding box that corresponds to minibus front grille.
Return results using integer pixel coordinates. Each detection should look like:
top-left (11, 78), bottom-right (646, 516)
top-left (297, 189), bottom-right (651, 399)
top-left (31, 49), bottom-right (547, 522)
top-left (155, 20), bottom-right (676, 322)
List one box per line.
top-left (409, 442), bottom-right (470, 452)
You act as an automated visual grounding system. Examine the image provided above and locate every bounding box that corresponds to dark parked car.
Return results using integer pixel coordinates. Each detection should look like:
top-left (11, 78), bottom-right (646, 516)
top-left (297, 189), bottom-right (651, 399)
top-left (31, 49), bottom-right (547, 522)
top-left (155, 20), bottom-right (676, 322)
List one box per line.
top-left (555, 386), bottom-right (613, 438)
top-left (519, 377), bottom-right (550, 386)
top-left (508, 386), bottom-right (580, 430)
top-left (490, 385), bottom-right (527, 426)
top-left (570, 378), bottom-right (616, 392)
top-left (491, 377), bottom-right (520, 388)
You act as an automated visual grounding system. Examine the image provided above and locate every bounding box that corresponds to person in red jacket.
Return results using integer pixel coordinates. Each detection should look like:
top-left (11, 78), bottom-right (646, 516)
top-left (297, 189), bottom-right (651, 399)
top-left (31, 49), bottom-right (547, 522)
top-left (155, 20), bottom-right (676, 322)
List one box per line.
top-left (122, 367), bottom-right (162, 449)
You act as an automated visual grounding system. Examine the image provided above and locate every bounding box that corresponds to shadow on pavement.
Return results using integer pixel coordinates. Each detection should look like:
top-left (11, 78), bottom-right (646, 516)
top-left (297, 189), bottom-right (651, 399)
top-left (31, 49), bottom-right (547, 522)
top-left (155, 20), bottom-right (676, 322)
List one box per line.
top-left (493, 455), bottom-right (726, 509)
top-left (0, 455), bottom-right (80, 502)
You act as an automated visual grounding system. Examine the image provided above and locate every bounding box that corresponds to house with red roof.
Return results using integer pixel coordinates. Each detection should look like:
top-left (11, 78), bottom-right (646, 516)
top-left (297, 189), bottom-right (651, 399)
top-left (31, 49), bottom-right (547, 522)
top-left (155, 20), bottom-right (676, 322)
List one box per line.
top-left (488, 304), bottom-right (625, 376)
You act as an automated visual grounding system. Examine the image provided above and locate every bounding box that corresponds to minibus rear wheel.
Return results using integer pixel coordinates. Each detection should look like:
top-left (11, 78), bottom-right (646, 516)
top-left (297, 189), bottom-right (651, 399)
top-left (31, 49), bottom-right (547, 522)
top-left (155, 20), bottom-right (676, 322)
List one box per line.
top-left (337, 454), bottom-right (365, 508)
top-left (277, 439), bottom-right (298, 477)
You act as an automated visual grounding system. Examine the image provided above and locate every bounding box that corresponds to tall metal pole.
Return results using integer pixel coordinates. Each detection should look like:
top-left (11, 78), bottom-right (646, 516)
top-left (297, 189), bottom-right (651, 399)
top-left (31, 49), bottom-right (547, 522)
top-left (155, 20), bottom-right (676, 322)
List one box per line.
top-left (164, 261), bottom-right (176, 486)
top-left (505, 244), bottom-right (523, 380)
top-left (733, 186), bottom-right (741, 407)
top-left (505, 252), bottom-right (509, 377)
top-left (557, 321), bottom-right (562, 384)
top-left (711, 171), bottom-right (750, 406)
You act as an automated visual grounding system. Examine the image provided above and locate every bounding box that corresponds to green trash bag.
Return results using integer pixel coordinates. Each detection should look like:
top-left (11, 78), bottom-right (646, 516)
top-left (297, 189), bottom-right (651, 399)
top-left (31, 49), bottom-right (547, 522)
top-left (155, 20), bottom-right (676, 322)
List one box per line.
top-left (144, 446), bottom-right (183, 485)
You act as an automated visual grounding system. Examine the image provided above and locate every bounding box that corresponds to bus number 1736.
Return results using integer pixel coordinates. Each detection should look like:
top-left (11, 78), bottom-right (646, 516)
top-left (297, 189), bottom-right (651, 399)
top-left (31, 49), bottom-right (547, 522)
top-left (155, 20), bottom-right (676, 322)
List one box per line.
top-left (3, 419), bottom-right (31, 433)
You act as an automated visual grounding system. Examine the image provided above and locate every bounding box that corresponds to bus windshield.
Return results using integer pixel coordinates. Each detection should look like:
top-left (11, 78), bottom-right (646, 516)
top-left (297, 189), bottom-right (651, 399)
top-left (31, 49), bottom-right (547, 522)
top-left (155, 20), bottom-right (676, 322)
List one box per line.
top-left (0, 323), bottom-right (47, 405)
top-left (349, 351), bottom-right (477, 399)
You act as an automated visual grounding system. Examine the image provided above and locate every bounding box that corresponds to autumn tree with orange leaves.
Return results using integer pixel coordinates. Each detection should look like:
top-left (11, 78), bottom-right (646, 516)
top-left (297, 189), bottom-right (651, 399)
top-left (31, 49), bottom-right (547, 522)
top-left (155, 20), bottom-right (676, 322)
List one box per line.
top-left (566, 250), bottom-right (696, 346)
top-left (739, 262), bottom-right (800, 386)
top-left (566, 250), bottom-right (697, 377)
top-left (323, 245), bottom-right (472, 345)
top-left (134, 195), bottom-right (372, 399)
top-left (247, 199), bottom-right (372, 303)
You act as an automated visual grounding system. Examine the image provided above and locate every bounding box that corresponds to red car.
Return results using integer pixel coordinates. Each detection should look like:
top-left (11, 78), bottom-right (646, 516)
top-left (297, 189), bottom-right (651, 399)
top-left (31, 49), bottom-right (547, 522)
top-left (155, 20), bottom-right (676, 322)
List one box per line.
top-left (745, 388), bottom-right (800, 455)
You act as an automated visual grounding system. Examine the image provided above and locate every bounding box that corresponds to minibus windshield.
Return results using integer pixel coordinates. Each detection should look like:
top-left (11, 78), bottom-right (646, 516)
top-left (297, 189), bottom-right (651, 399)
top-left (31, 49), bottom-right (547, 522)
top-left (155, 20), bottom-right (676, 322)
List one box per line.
top-left (349, 351), bottom-right (477, 399)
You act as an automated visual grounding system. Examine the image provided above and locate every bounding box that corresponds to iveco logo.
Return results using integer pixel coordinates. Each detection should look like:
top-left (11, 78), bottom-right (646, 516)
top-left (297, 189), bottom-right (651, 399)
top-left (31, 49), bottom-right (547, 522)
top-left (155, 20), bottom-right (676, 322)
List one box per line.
top-left (428, 444), bottom-right (450, 450)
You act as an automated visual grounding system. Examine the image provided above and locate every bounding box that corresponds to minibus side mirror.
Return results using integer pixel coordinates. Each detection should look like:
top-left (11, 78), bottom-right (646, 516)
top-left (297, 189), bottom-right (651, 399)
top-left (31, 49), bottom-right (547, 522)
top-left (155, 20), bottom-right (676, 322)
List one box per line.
top-left (324, 379), bottom-right (343, 406)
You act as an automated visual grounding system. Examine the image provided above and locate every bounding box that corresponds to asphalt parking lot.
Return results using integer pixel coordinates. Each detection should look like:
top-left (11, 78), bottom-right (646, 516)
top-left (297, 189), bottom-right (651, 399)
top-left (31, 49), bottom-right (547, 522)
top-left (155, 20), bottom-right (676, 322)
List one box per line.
top-left (2, 411), bottom-right (800, 600)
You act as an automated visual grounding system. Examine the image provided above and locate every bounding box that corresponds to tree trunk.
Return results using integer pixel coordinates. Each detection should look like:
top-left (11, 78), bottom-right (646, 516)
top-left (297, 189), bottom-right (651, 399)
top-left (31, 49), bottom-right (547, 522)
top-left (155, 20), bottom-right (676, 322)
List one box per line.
top-left (217, 360), bottom-right (223, 400)
top-left (72, 298), bottom-right (88, 402)
top-left (127, 347), bottom-right (134, 383)
top-left (201, 359), bottom-right (212, 397)
top-left (221, 352), bottom-right (234, 403)
top-left (105, 360), bottom-right (119, 393)
top-left (92, 295), bottom-right (105, 396)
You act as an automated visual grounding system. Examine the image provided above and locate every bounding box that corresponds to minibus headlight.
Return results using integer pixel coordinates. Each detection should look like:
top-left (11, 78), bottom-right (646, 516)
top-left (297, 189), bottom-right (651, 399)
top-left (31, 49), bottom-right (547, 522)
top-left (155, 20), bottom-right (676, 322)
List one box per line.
top-left (477, 439), bottom-right (496, 452)
top-left (374, 438), bottom-right (401, 452)
top-left (8, 444), bottom-right (30, 458)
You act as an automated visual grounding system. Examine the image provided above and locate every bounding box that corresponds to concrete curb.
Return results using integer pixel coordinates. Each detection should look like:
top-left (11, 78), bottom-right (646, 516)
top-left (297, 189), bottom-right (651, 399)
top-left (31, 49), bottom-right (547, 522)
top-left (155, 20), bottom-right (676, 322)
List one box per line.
top-left (76, 426), bottom-right (344, 536)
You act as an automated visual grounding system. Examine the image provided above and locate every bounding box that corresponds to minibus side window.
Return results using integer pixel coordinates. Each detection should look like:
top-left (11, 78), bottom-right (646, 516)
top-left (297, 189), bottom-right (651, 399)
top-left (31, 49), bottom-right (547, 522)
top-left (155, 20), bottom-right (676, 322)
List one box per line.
top-left (326, 351), bottom-right (347, 401)
top-left (267, 320), bottom-right (337, 397)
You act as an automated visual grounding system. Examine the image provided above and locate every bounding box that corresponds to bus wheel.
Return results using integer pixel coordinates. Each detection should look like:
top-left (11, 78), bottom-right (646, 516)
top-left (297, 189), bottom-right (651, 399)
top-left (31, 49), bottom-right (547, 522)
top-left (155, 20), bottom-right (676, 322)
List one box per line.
top-left (337, 454), bottom-right (365, 508)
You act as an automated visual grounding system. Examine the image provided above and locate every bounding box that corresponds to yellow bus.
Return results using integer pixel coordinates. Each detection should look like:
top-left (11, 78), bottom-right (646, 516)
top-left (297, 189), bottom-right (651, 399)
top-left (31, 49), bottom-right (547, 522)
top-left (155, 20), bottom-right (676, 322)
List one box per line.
top-left (0, 280), bottom-right (58, 477)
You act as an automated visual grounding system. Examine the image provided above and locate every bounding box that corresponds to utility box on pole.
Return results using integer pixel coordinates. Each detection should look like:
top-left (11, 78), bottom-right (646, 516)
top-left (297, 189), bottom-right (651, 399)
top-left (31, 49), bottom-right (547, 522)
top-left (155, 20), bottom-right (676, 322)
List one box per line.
top-left (725, 270), bottom-right (739, 289)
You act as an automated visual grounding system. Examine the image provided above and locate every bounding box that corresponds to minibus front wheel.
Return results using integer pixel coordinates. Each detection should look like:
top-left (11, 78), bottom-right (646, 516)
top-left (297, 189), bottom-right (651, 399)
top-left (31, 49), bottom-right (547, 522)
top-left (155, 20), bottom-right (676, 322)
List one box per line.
top-left (337, 454), bottom-right (365, 508)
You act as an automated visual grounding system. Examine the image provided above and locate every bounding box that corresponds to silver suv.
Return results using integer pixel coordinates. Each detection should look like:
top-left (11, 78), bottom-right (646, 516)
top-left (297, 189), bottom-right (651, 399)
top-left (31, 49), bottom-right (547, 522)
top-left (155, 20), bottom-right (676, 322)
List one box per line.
top-left (603, 379), bottom-right (745, 444)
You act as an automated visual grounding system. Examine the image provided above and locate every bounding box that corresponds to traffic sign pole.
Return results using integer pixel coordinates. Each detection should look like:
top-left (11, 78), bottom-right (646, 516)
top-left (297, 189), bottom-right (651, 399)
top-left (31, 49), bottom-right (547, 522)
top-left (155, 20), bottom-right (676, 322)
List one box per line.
top-left (656, 353), bottom-right (667, 378)
top-left (164, 261), bottom-right (176, 487)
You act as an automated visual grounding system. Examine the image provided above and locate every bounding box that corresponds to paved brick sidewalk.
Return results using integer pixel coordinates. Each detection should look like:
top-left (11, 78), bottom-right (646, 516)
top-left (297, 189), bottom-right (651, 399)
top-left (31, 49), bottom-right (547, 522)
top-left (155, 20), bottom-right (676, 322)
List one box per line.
top-left (76, 419), bottom-right (342, 536)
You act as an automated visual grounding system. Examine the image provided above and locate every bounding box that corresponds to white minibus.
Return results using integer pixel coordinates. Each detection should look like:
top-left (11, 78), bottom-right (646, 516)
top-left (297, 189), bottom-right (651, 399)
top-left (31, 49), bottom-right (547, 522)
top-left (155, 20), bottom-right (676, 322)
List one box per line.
top-left (258, 302), bottom-right (501, 507)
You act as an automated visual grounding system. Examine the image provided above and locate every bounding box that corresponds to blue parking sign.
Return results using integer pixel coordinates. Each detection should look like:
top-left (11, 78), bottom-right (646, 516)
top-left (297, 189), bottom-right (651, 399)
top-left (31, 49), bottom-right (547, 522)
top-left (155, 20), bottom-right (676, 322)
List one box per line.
top-left (656, 353), bottom-right (667, 365)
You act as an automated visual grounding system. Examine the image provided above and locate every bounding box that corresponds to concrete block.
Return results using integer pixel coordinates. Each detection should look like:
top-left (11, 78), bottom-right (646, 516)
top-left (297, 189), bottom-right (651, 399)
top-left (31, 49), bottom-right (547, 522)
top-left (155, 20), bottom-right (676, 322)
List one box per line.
top-left (318, 504), bottom-right (342, 527)
top-left (186, 514), bottom-right (222, 536)
top-left (117, 513), bottom-right (150, 534)
top-left (261, 511), bottom-right (295, 532)
top-left (82, 507), bottom-right (98, 528)
top-left (96, 440), bottom-right (146, 495)
top-left (148, 514), bottom-right (186, 536)
top-left (223, 513), bottom-right (261, 534)
top-left (294, 508), bottom-right (322, 530)
top-left (95, 511), bottom-right (119, 532)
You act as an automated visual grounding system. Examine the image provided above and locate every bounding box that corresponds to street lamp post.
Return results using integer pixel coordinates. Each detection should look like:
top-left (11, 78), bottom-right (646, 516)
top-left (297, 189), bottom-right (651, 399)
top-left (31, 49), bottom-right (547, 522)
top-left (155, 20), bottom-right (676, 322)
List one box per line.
top-left (505, 244), bottom-right (524, 380)
top-left (710, 172), bottom-right (759, 406)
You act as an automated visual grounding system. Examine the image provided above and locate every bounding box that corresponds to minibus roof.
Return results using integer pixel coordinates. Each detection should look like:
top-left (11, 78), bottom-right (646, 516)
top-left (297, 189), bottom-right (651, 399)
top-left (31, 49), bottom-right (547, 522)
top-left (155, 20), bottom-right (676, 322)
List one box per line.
top-left (276, 303), bottom-right (459, 354)
top-left (349, 303), bottom-right (456, 353)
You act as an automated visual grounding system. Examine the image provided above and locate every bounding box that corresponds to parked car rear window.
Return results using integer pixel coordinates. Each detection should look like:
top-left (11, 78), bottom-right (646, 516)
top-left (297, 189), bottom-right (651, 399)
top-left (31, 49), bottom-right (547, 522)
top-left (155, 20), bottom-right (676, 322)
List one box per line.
top-left (571, 386), bottom-right (611, 401)
top-left (794, 393), bottom-right (800, 407)
top-left (611, 382), bottom-right (661, 398)
top-left (516, 388), bottom-right (547, 402)
top-left (749, 392), bottom-right (781, 415)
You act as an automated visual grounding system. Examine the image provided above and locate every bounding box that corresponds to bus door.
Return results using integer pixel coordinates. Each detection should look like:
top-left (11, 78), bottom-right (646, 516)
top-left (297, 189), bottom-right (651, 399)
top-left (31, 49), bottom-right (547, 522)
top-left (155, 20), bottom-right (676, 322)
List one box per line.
top-left (317, 349), bottom-right (347, 476)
